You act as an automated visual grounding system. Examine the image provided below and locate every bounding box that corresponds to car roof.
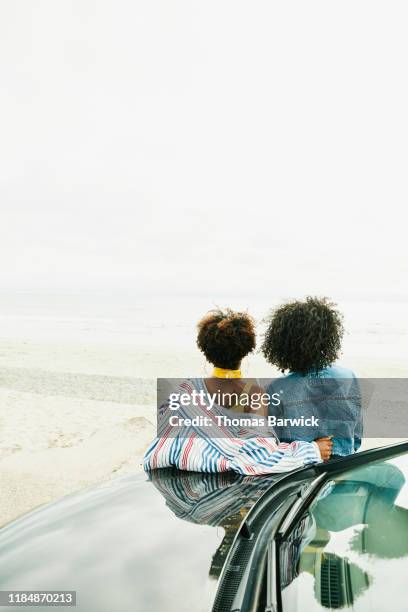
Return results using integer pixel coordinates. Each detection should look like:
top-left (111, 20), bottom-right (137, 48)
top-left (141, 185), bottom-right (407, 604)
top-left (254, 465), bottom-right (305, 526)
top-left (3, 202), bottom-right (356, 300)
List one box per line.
top-left (2, 443), bottom-right (407, 612)
top-left (0, 469), bottom-right (280, 612)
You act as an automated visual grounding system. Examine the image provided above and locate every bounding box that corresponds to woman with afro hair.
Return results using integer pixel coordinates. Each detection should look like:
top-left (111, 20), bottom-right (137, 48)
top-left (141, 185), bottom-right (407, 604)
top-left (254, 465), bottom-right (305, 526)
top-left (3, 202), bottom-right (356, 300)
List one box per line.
top-left (262, 297), bottom-right (362, 459)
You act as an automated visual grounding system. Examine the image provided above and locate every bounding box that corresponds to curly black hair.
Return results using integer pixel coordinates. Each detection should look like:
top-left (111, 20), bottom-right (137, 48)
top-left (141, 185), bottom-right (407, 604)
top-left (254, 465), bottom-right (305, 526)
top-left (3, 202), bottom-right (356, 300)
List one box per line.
top-left (261, 297), bottom-right (344, 375)
top-left (197, 309), bottom-right (256, 370)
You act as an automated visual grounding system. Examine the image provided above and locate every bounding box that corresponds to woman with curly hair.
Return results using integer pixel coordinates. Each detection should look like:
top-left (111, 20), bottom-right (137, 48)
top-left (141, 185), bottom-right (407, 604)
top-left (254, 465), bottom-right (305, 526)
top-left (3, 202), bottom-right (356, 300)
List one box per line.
top-left (262, 297), bottom-right (362, 458)
top-left (144, 308), bottom-right (333, 474)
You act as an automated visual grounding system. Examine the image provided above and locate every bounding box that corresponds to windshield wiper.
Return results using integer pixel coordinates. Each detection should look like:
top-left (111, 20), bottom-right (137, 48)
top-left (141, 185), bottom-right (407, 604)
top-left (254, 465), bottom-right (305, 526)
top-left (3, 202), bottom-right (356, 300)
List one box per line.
top-left (265, 539), bottom-right (278, 612)
top-left (265, 474), bottom-right (327, 612)
top-left (276, 473), bottom-right (326, 540)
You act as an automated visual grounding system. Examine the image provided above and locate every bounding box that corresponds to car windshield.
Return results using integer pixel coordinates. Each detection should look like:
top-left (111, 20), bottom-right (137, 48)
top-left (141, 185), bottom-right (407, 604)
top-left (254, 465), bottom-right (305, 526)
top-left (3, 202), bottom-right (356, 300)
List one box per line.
top-left (279, 451), bottom-right (408, 611)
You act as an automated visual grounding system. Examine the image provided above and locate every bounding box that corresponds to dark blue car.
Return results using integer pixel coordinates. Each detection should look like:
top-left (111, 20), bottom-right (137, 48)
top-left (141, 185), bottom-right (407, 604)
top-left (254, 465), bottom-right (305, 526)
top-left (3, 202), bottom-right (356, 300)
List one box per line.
top-left (0, 441), bottom-right (407, 611)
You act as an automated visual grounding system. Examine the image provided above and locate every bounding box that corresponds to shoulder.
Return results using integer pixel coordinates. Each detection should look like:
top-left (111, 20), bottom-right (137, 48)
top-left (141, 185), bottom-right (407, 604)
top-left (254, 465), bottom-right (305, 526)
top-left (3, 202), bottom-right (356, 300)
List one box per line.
top-left (323, 365), bottom-right (356, 378)
top-left (168, 378), bottom-right (201, 396)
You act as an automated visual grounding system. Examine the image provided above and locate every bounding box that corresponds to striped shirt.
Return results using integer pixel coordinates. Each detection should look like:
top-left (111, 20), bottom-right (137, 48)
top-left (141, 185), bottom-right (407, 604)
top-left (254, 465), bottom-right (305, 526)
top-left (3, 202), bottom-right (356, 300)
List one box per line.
top-left (144, 379), bottom-right (322, 475)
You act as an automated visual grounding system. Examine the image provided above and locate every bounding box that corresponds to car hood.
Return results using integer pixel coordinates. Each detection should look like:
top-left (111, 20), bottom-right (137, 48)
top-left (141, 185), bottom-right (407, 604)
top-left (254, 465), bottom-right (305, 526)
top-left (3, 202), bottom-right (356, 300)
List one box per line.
top-left (0, 469), bottom-right (280, 612)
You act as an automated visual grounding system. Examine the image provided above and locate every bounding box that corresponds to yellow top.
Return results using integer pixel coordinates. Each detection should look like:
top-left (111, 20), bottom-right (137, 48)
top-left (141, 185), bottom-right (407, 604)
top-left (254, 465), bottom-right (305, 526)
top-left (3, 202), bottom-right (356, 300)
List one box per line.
top-left (213, 367), bottom-right (242, 379)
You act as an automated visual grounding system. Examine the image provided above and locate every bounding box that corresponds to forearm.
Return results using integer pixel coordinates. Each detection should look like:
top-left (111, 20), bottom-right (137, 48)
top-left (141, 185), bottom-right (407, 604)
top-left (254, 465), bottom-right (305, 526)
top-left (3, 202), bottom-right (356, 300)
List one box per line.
top-left (231, 438), bottom-right (322, 474)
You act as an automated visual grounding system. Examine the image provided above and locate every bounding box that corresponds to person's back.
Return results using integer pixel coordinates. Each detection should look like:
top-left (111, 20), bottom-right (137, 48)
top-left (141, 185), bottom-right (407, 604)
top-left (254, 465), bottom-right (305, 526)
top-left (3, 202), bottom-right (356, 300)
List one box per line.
top-left (262, 297), bottom-right (362, 457)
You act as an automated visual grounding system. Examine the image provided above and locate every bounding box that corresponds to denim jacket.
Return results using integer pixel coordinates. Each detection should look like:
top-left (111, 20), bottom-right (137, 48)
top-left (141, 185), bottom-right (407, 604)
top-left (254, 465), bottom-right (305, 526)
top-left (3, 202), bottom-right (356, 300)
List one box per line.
top-left (267, 365), bottom-right (362, 457)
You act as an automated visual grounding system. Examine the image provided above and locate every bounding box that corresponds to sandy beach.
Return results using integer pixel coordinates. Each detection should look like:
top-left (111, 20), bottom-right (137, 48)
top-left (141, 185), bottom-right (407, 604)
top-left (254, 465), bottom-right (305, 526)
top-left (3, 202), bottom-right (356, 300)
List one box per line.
top-left (0, 341), bottom-right (159, 527)
top-left (1, 295), bottom-right (408, 528)
top-left (0, 385), bottom-right (155, 527)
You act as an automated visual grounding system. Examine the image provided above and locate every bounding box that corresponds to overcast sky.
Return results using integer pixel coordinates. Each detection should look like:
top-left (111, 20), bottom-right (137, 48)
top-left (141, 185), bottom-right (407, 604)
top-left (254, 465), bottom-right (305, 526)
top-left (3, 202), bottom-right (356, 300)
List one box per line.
top-left (1, 1), bottom-right (407, 301)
